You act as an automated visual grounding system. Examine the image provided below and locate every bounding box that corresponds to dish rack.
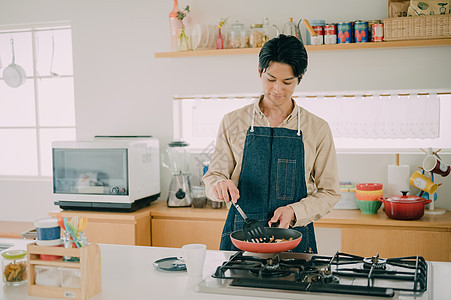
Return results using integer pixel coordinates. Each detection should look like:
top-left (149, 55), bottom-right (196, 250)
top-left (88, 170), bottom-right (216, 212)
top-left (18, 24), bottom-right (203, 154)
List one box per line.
top-left (383, 14), bottom-right (451, 41)
top-left (27, 243), bottom-right (101, 300)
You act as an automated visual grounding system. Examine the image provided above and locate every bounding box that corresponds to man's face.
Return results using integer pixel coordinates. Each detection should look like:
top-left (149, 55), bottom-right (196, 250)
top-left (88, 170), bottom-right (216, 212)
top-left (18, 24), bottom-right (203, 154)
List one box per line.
top-left (260, 61), bottom-right (299, 107)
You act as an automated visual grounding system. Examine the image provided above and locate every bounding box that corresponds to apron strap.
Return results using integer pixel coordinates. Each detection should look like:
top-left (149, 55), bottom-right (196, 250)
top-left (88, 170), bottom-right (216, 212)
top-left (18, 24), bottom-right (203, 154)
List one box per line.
top-left (250, 105), bottom-right (255, 132)
top-left (297, 105), bottom-right (301, 136)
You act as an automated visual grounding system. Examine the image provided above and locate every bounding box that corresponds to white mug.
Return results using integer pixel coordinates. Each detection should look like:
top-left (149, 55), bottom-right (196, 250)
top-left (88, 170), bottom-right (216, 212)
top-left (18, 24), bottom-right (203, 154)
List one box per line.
top-left (182, 244), bottom-right (206, 277)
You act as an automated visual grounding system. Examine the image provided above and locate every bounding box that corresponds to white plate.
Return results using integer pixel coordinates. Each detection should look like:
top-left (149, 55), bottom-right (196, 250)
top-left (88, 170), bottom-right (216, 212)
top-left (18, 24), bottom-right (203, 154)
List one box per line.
top-left (203, 24), bottom-right (215, 49)
top-left (200, 24), bottom-right (211, 49)
top-left (191, 24), bottom-right (202, 50)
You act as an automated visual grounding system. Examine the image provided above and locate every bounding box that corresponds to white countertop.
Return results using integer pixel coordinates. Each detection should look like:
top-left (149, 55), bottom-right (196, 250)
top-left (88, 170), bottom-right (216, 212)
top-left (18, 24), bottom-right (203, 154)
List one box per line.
top-left (0, 238), bottom-right (260, 300)
top-left (1, 238), bottom-right (451, 300)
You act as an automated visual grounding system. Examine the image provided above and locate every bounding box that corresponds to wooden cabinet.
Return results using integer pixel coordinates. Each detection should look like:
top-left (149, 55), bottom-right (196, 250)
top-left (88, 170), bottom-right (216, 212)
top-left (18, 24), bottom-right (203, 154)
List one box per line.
top-left (49, 207), bottom-right (152, 246)
top-left (315, 209), bottom-right (451, 262)
top-left (48, 201), bottom-right (228, 249)
top-left (49, 201), bottom-right (451, 261)
top-left (149, 200), bottom-right (227, 250)
top-left (341, 228), bottom-right (451, 260)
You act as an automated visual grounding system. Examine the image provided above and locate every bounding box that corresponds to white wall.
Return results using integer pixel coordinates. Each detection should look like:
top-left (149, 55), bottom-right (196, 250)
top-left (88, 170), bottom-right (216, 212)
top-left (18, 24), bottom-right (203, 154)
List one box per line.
top-left (0, 0), bottom-right (450, 222)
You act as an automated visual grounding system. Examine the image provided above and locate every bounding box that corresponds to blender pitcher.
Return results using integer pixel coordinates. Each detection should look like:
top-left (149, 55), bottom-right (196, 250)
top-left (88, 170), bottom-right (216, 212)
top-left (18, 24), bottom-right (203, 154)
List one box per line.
top-left (164, 141), bottom-right (192, 207)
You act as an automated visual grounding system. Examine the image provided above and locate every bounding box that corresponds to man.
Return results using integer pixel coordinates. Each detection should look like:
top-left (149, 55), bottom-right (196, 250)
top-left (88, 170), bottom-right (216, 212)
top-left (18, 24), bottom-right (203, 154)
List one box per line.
top-left (203, 34), bottom-right (340, 253)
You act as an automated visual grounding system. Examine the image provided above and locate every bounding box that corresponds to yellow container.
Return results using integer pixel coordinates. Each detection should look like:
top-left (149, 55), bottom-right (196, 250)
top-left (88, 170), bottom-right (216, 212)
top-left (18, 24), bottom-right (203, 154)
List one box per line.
top-left (355, 189), bottom-right (383, 195)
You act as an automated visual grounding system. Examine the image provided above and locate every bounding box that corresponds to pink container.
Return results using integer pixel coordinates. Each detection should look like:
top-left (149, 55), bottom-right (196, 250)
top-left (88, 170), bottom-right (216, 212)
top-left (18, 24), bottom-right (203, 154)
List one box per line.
top-left (36, 239), bottom-right (63, 261)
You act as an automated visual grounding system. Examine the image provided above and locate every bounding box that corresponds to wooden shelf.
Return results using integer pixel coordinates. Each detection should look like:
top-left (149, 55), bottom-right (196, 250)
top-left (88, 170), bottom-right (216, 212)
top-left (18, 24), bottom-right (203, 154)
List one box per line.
top-left (154, 38), bottom-right (451, 57)
top-left (29, 259), bottom-right (81, 268)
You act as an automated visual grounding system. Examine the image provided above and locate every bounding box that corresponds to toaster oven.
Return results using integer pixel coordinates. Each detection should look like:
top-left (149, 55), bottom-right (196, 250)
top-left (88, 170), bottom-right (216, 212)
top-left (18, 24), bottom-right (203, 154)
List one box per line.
top-left (52, 137), bottom-right (160, 212)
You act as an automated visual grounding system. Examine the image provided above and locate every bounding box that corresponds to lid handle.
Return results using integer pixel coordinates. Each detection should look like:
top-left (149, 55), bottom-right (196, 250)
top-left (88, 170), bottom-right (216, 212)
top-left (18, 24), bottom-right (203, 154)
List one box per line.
top-left (401, 191), bottom-right (408, 196)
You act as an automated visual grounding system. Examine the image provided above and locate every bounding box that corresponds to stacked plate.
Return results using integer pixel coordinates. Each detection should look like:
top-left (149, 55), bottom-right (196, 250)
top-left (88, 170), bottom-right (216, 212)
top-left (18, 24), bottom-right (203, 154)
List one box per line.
top-left (191, 24), bottom-right (218, 50)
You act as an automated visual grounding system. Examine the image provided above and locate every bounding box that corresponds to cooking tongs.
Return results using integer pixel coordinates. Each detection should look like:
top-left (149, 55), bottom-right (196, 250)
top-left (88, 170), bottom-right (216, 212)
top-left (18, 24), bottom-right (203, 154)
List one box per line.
top-left (231, 201), bottom-right (270, 243)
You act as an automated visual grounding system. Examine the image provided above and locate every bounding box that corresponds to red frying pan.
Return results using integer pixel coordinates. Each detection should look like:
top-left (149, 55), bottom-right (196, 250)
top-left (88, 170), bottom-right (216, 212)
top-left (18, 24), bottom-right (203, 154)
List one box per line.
top-left (230, 227), bottom-right (302, 253)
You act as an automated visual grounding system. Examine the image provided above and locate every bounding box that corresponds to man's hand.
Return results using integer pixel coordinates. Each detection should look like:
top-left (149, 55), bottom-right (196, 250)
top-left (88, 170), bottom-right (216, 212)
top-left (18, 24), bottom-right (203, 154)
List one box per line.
top-left (268, 205), bottom-right (295, 229)
top-left (212, 180), bottom-right (240, 203)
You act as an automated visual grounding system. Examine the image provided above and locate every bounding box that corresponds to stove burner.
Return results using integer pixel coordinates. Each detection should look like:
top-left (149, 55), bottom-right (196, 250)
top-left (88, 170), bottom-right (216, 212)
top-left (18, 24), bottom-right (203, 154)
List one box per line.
top-left (363, 255), bottom-right (387, 269)
top-left (249, 256), bottom-right (292, 278)
top-left (249, 268), bottom-right (292, 278)
top-left (310, 268), bottom-right (339, 284)
top-left (264, 257), bottom-right (280, 270)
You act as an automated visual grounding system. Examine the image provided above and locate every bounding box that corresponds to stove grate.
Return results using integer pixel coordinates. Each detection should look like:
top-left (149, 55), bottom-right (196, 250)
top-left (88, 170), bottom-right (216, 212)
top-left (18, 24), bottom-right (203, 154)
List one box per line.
top-left (212, 251), bottom-right (427, 297)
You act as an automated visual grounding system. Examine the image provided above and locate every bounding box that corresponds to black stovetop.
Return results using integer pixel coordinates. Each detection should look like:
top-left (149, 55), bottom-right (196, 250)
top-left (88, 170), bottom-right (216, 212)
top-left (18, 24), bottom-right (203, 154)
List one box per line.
top-left (211, 251), bottom-right (427, 298)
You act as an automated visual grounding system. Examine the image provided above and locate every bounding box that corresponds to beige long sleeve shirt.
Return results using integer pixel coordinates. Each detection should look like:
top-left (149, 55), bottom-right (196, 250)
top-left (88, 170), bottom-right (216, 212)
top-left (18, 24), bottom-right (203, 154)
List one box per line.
top-left (202, 98), bottom-right (340, 227)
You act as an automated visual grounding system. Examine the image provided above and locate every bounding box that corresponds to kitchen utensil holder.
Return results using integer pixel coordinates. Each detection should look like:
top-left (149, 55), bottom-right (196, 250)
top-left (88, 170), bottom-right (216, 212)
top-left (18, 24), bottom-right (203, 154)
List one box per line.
top-left (383, 14), bottom-right (451, 41)
top-left (27, 242), bottom-right (101, 300)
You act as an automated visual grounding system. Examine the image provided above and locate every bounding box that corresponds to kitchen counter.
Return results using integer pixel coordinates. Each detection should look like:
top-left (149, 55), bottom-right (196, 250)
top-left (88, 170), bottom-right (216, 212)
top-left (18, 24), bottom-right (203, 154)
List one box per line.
top-left (317, 208), bottom-right (451, 229)
top-left (316, 209), bottom-right (451, 261)
top-left (149, 201), bottom-right (451, 260)
top-left (47, 200), bottom-right (451, 260)
top-left (1, 238), bottom-right (451, 300)
top-left (144, 199), bottom-right (451, 230)
top-left (0, 221), bottom-right (34, 239)
top-left (0, 238), bottom-right (257, 300)
top-left (49, 206), bottom-right (152, 246)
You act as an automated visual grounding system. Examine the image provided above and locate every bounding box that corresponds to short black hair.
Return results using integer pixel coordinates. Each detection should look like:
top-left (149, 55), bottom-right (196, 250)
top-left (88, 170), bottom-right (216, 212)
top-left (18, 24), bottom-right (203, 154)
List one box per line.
top-left (258, 34), bottom-right (308, 83)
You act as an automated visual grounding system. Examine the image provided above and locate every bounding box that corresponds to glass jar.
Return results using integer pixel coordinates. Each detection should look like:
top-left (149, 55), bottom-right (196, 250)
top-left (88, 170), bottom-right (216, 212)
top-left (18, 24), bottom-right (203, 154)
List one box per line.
top-left (282, 17), bottom-right (299, 38)
top-left (262, 17), bottom-right (278, 41)
top-left (249, 24), bottom-right (266, 48)
top-left (211, 200), bottom-right (223, 209)
top-left (228, 21), bottom-right (248, 48)
top-left (62, 231), bottom-right (88, 262)
top-left (177, 28), bottom-right (190, 51)
top-left (2, 250), bottom-right (27, 286)
top-left (35, 266), bottom-right (61, 287)
top-left (191, 185), bottom-right (207, 208)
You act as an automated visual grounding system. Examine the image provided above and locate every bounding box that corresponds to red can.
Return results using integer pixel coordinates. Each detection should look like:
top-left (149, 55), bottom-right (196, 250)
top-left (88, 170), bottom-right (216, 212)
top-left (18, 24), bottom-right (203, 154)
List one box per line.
top-left (324, 24), bottom-right (337, 44)
top-left (372, 23), bottom-right (384, 42)
top-left (311, 25), bottom-right (324, 45)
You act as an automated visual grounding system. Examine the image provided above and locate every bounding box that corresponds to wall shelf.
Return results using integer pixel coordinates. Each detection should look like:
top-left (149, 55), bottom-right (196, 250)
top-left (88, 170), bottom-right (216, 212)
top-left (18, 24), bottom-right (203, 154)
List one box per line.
top-left (154, 38), bottom-right (451, 58)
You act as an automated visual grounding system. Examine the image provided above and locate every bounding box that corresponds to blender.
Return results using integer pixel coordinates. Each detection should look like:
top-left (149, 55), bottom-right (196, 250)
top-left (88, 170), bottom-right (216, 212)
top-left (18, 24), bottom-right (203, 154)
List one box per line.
top-left (164, 141), bottom-right (192, 207)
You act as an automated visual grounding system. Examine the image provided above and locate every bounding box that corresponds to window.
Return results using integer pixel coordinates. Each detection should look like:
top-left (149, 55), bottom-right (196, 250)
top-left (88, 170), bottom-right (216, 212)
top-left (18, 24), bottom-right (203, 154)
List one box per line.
top-left (173, 91), bottom-right (451, 152)
top-left (0, 24), bottom-right (75, 177)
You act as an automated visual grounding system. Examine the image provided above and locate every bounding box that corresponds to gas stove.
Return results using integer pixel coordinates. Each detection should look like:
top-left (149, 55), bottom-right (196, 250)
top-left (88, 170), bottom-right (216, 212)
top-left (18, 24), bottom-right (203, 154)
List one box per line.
top-left (197, 251), bottom-right (430, 299)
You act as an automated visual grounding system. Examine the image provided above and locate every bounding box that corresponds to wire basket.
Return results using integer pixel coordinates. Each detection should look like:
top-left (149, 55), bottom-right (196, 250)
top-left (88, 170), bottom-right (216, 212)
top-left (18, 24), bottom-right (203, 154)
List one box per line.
top-left (383, 14), bottom-right (451, 41)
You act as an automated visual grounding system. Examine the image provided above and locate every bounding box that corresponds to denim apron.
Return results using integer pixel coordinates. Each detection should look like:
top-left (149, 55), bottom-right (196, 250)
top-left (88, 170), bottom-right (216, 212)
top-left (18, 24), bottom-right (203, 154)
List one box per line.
top-left (219, 105), bottom-right (317, 253)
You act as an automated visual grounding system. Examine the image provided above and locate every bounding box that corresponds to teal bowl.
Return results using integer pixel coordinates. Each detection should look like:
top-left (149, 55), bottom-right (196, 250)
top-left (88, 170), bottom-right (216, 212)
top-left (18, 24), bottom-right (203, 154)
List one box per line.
top-left (356, 199), bottom-right (382, 214)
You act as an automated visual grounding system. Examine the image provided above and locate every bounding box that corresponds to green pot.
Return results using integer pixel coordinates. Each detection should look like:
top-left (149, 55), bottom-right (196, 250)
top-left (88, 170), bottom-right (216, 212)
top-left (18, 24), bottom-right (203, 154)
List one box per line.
top-left (356, 199), bottom-right (382, 214)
